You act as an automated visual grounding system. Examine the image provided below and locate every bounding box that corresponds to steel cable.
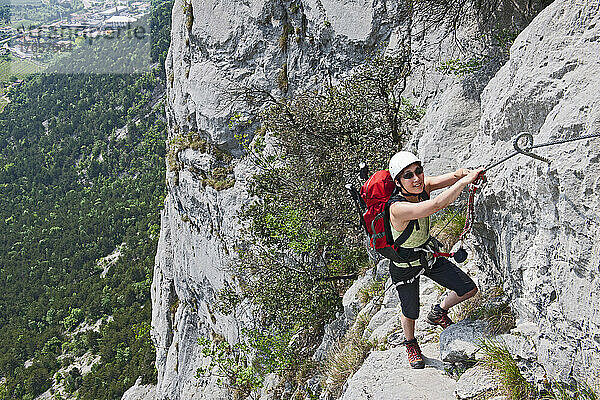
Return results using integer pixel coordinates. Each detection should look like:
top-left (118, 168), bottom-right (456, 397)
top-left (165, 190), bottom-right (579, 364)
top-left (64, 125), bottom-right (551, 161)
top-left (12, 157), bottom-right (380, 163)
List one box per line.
top-left (435, 131), bottom-right (600, 241)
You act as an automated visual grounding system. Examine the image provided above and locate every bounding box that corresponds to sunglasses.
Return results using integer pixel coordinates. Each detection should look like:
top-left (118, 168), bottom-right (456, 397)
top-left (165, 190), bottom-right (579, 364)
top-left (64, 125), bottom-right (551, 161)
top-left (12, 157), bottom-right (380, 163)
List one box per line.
top-left (401, 165), bottom-right (424, 180)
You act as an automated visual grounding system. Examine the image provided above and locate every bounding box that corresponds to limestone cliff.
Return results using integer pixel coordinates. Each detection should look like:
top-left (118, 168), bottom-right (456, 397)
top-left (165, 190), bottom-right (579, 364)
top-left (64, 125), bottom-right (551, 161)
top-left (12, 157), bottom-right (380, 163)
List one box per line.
top-left (152, 0), bottom-right (416, 398)
top-left (474, 0), bottom-right (600, 381)
top-left (148, 0), bottom-right (600, 399)
top-left (417, 0), bottom-right (600, 386)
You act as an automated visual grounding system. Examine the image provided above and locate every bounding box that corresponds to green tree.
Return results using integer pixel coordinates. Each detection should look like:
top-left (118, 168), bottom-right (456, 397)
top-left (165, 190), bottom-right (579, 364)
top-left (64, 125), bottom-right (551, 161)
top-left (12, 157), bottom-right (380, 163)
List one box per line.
top-left (207, 49), bottom-right (424, 393)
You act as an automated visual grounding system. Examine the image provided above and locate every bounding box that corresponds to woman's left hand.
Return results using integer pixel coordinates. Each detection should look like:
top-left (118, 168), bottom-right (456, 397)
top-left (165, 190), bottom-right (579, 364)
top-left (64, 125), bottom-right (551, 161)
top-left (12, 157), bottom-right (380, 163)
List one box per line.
top-left (457, 168), bottom-right (472, 178)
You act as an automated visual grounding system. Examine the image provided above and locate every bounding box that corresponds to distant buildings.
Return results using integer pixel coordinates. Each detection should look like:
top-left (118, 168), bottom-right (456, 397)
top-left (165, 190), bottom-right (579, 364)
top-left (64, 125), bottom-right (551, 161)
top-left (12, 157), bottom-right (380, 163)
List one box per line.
top-left (99, 5), bottom-right (128, 16)
top-left (104, 15), bottom-right (137, 29)
top-left (3, 0), bottom-right (150, 60)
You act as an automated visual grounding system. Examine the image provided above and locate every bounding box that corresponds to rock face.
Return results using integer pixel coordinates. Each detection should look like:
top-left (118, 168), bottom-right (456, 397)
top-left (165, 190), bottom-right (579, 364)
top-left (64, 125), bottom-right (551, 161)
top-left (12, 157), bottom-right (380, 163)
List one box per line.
top-left (153, 0), bottom-right (419, 398)
top-left (455, 365), bottom-right (500, 400)
top-left (151, 175), bottom-right (251, 399)
top-left (473, 0), bottom-right (600, 383)
top-left (121, 378), bottom-right (157, 400)
top-left (418, 0), bottom-right (600, 385)
top-left (439, 319), bottom-right (488, 363)
top-left (166, 0), bottom-right (409, 154)
top-left (339, 344), bottom-right (456, 400)
top-left (152, 0), bottom-right (600, 398)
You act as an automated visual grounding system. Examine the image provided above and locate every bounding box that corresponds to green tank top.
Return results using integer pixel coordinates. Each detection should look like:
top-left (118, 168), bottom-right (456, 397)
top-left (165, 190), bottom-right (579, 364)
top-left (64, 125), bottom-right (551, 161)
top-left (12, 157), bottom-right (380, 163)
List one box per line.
top-left (390, 216), bottom-right (432, 268)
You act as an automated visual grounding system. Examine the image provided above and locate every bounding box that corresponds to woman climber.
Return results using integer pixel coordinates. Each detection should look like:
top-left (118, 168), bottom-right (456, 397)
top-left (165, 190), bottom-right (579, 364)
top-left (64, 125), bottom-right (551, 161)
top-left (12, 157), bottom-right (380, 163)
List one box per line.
top-left (387, 151), bottom-right (483, 369)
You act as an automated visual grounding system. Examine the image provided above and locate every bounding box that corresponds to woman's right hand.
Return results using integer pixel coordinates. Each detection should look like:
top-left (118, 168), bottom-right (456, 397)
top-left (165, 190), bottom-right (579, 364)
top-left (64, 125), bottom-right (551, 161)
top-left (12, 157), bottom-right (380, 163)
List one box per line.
top-left (460, 167), bottom-right (485, 185)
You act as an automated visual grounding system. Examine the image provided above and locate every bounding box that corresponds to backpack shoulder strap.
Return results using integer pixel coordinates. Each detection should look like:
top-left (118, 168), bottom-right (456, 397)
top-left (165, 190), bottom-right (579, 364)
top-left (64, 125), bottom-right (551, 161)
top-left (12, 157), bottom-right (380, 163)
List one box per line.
top-left (393, 219), bottom-right (416, 246)
top-left (388, 188), bottom-right (408, 205)
top-left (384, 191), bottom-right (415, 246)
top-left (385, 189), bottom-right (429, 247)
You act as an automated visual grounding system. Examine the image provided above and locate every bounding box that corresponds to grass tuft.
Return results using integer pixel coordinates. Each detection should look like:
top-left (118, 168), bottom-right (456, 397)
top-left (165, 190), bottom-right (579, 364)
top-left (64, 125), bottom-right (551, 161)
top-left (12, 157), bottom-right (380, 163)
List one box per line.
top-left (452, 287), bottom-right (515, 334)
top-left (167, 131), bottom-right (232, 172)
top-left (357, 279), bottom-right (385, 305)
top-left (479, 338), bottom-right (535, 400)
top-left (279, 24), bottom-right (293, 52)
top-left (203, 166), bottom-right (235, 191)
top-left (184, 1), bottom-right (194, 31)
top-left (323, 312), bottom-right (374, 398)
top-left (542, 379), bottom-right (600, 400)
top-left (481, 338), bottom-right (600, 400)
top-left (277, 63), bottom-right (288, 93)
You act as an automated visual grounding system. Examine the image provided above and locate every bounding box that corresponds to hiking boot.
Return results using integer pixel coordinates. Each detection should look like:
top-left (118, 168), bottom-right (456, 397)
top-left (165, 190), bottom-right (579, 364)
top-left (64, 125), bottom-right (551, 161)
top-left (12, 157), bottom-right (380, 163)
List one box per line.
top-left (403, 338), bottom-right (425, 369)
top-left (427, 304), bottom-right (454, 329)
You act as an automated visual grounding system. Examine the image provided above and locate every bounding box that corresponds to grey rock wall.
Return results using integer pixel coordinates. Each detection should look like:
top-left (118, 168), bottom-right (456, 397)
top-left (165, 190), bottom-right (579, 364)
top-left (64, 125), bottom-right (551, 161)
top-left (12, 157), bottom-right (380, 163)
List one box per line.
top-left (121, 377), bottom-right (157, 400)
top-left (474, 0), bottom-right (600, 382)
top-left (166, 0), bottom-right (409, 150)
top-left (419, 0), bottom-right (600, 384)
top-left (153, 0), bottom-right (423, 398)
top-left (151, 169), bottom-right (253, 399)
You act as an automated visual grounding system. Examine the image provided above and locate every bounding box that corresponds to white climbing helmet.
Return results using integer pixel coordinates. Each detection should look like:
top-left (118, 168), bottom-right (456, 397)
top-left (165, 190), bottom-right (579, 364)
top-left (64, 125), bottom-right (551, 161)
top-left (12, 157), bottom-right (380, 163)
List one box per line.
top-left (389, 151), bottom-right (421, 181)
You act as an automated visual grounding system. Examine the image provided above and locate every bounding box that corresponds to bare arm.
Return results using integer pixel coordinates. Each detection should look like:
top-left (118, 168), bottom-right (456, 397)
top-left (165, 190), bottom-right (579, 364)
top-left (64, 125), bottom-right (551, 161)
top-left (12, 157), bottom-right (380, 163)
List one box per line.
top-left (390, 168), bottom-right (484, 231)
top-left (425, 168), bottom-right (472, 192)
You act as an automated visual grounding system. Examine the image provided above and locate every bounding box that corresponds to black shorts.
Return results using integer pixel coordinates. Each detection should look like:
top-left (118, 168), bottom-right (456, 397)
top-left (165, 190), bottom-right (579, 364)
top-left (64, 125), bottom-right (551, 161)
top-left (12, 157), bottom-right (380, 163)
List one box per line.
top-left (389, 257), bottom-right (476, 320)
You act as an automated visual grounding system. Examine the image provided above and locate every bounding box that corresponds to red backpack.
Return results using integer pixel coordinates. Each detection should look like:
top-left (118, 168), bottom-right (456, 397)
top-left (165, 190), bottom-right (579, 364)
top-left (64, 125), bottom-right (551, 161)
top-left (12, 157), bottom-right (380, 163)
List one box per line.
top-left (360, 170), bottom-right (396, 250)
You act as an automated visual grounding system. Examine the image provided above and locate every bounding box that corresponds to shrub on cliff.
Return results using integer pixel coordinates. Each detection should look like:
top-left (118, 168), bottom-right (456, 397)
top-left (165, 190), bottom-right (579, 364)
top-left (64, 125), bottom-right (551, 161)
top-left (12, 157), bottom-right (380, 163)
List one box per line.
top-left (236, 49), bottom-right (422, 325)
top-left (210, 49), bottom-right (425, 395)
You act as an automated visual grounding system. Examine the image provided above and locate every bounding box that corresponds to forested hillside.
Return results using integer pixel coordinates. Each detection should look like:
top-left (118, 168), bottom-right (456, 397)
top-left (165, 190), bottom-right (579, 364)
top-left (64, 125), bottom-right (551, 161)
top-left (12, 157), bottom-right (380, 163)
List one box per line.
top-left (0, 0), bottom-right (173, 398)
